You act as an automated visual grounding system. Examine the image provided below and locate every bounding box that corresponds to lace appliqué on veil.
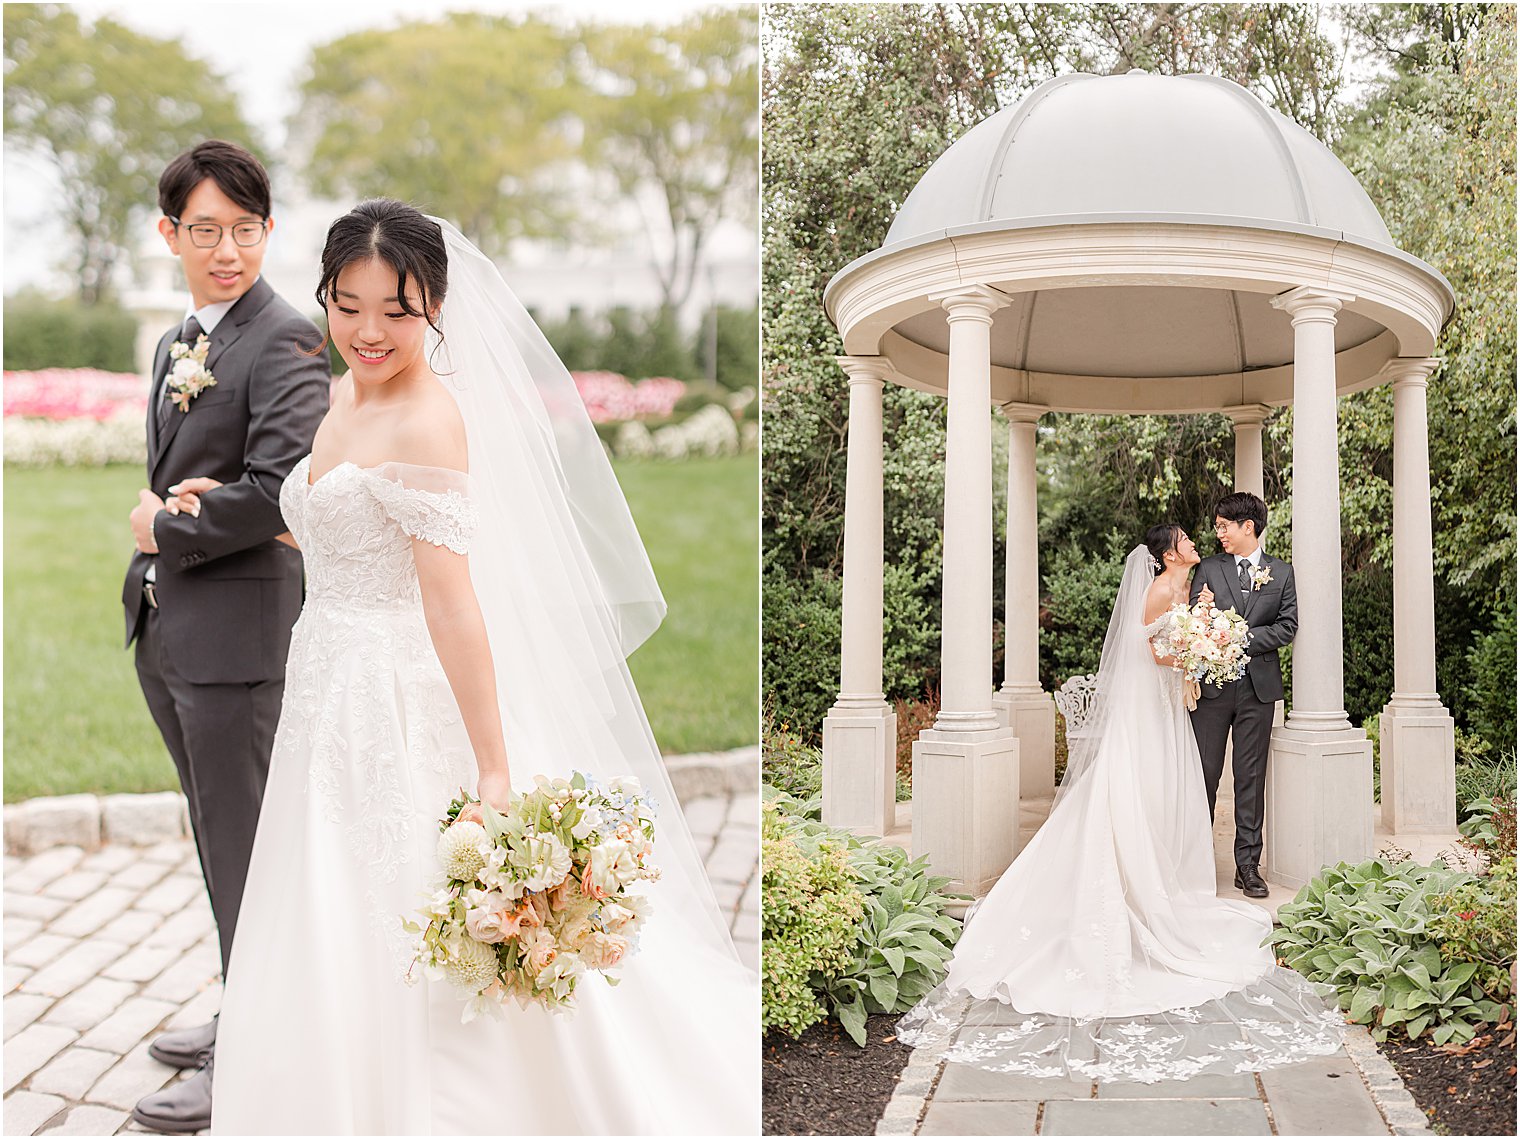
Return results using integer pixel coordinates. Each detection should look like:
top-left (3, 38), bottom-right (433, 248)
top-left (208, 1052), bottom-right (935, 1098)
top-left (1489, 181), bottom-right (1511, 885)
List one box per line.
top-left (897, 972), bottom-right (1345, 1084)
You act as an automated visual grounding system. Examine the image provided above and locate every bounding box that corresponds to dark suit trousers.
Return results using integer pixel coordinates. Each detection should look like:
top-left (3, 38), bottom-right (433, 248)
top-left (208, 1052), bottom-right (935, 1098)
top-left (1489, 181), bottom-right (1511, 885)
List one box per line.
top-left (1189, 680), bottom-right (1273, 871)
top-left (134, 606), bottom-right (281, 977)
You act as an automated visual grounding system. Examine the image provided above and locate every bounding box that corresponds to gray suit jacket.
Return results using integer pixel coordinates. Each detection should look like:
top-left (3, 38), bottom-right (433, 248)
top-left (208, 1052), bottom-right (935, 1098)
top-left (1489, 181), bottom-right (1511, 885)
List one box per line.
top-left (1187, 551), bottom-right (1297, 704)
top-left (122, 277), bottom-right (330, 683)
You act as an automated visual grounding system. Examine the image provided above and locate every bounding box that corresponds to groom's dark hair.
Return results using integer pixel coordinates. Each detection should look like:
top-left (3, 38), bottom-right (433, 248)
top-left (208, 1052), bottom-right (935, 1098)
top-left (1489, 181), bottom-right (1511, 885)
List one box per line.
top-left (158, 140), bottom-right (272, 220)
top-left (1215, 491), bottom-right (1268, 538)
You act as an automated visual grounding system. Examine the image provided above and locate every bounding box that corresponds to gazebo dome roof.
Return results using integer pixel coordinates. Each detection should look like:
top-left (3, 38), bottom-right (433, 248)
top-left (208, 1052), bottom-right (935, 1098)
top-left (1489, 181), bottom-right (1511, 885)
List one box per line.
top-left (824, 72), bottom-right (1455, 414)
top-left (885, 72), bottom-right (1392, 250)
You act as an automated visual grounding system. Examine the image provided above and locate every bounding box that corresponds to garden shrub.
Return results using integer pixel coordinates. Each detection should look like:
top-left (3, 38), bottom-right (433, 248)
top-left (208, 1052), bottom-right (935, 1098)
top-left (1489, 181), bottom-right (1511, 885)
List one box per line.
top-left (3, 295), bottom-right (137, 372)
top-left (760, 803), bottom-right (864, 1037)
top-left (768, 793), bottom-right (963, 1045)
top-left (1425, 855), bottom-right (1516, 1010)
top-left (1272, 857), bottom-right (1511, 1046)
top-left (761, 710), bottom-right (822, 805)
top-left (760, 558), bottom-right (841, 741)
top-left (1458, 796), bottom-right (1516, 859)
top-left (1466, 600), bottom-right (1517, 757)
top-left (1453, 732), bottom-right (1518, 818)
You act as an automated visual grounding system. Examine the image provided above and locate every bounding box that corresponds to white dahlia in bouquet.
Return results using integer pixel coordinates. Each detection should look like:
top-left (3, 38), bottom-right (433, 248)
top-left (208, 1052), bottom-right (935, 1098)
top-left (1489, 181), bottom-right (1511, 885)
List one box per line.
top-left (403, 772), bottom-right (659, 1021)
top-left (1150, 598), bottom-right (1251, 708)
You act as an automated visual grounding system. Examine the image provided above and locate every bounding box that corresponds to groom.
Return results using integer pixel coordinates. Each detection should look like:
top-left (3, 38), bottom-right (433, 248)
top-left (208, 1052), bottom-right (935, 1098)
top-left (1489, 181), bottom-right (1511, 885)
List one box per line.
top-left (122, 140), bottom-right (329, 1132)
top-left (1188, 491), bottom-right (1297, 900)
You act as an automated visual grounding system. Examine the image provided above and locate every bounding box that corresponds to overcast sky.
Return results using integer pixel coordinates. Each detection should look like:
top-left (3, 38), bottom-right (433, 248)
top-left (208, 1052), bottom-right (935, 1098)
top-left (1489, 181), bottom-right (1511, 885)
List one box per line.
top-left (4, 0), bottom-right (748, 296)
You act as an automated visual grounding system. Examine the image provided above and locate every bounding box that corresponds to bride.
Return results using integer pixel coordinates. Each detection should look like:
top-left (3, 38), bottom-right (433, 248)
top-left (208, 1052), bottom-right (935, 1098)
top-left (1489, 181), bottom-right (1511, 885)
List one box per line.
top-left (166, 200), bottom-right (756, 1134)
top-left (897, 525), bottom-right (1344, 1083)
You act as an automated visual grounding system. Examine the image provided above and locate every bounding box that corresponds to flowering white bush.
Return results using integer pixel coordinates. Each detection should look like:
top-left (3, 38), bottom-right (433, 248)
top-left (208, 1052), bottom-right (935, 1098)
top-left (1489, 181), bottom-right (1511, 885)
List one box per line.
top-left (613, 420), bottom-right (658, 459)
top-left (652, 404), bottom-right (741, 459)
top-left (5, 412), bottom-right (147, 466)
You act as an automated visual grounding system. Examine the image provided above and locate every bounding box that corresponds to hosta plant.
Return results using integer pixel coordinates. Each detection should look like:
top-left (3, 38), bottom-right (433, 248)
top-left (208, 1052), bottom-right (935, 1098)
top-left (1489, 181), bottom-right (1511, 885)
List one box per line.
top-left (1271, 857), bottom-right (1511, 1047)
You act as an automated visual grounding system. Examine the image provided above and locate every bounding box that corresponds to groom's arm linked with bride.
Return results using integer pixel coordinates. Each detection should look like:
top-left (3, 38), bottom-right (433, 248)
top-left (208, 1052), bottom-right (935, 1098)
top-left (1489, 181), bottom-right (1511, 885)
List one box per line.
top-left (1187, 491), bottom-right (1298, 899)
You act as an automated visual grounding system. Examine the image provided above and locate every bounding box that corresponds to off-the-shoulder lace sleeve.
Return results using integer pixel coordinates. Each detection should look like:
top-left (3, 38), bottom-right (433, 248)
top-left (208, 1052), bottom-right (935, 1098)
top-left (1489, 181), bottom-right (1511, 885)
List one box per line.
top-left (363, 462), bottom-right (479, 554)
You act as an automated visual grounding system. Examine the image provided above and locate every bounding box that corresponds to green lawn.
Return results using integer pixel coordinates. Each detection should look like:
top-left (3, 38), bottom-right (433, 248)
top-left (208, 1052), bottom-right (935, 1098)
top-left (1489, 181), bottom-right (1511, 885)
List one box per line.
top-left (3, 457), bottom-right (757, 801)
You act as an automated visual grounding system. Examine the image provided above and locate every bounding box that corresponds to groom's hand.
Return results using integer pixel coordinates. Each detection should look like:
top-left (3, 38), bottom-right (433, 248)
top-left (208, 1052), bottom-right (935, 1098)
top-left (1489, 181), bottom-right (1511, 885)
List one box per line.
top-left (130, 489), bottom-right (165, 554)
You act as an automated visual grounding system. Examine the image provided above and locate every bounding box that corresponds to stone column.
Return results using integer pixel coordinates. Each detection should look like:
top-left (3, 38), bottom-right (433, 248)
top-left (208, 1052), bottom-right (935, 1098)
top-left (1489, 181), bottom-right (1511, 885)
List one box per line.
top-left (1225, 404), bottom-right (1270, 500)
top-left (1263, 286), bottom-right (1373, 890)
top-left (913, 287), bottom-right (1020, 896)
top-left (1379, 359), bottom-right (1456, 834)
top-left (993, 403), bottom-right (1055, 802)
top-left (821, 356), bottom-right (897, 835)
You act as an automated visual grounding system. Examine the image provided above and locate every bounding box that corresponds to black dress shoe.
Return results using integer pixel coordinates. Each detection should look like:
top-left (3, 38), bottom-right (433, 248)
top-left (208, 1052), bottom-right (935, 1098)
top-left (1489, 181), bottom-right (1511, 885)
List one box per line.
top-left (1234, 865), bottom-right (1270, 898)
top-left (148, 1016), bottom-right (217, 1069)
top-left (132, 1050), bottom-right (213, 1134)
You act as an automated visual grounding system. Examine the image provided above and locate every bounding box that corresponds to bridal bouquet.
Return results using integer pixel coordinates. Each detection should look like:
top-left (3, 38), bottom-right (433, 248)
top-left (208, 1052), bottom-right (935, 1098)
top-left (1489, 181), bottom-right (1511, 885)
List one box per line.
top-left (1151, 599), bottom-right (1251, 709)
top-left (403, 773), bottom-right (659, 1020)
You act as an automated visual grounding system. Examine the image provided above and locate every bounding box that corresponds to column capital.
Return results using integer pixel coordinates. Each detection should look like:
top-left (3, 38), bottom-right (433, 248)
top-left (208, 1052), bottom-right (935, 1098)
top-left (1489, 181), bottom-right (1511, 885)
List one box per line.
top-left (1222, 403), bottom-right (1272, 428)
top-left (1270, 286), bottom-right (1357, 323)
top-left (836, 355), bottom-right (892, 387)
top-left (929, 284), bottom-right (1011, 324)
top-left (999, 401), bottom-right (1046, 425)
top-left (1382, 357), bottom-right (1440, 391)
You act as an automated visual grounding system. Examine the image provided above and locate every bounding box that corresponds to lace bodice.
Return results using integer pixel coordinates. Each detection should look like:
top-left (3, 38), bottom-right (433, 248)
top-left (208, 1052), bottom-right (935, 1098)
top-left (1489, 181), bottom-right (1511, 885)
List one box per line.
top-left (280, 455), bottom-right (479, 607)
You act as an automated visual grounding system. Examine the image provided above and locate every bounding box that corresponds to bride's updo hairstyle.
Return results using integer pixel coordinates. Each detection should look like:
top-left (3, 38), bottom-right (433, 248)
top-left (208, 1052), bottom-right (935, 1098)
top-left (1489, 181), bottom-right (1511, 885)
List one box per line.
top-left (1144, 523), bottom-right (1184, 575)
top-left (314, 199), bottom-right (449, 347)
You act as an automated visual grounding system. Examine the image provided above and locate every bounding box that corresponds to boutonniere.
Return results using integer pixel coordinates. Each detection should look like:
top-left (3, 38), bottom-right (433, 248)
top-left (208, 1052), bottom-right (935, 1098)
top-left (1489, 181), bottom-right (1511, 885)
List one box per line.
top-left (166, 334), bottom-right (217, 412)
top-left (1251, 565), bottom-right (1273, 591)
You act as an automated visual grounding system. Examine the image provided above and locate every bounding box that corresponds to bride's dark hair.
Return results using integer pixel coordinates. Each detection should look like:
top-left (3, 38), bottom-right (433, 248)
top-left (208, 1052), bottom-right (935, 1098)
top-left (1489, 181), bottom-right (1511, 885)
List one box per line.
top-left (313, 199), bottom-right (449, 348)
top-left (1143, 523), bottom-right (1184, 575)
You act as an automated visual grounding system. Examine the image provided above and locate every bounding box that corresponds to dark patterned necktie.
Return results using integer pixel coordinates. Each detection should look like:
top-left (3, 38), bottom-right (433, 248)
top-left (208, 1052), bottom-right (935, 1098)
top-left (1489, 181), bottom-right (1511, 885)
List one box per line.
top-left (158, 315), bottom-right (204, 429)
top-left (1238, 558), bottom-right (1252, 598)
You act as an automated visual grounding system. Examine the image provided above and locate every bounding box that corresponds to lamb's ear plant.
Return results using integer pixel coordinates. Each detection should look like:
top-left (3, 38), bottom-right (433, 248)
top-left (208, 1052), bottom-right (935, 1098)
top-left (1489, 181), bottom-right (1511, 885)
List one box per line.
top-left (1271, 857), bottom-right (1514, 1047)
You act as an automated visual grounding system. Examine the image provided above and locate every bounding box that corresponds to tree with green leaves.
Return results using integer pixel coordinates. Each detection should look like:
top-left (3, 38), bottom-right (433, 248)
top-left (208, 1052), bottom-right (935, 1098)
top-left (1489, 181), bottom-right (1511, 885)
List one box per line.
top-left (292, 13), bottom-right (583, 253)
top-left (3, 3), bottom-right (255, 303)
top-left (762, 3), bottom-right (1514, 754)
top-left (581, 8), bottom-right (759, 312)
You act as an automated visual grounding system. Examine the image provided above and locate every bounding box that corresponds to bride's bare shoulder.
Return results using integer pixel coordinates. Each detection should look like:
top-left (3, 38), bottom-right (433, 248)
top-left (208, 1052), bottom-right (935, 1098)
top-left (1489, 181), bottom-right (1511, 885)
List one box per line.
top-left (390, 380), bottom-right (468, 471)
top-left (1142, 576), bottom-right (1172, 625)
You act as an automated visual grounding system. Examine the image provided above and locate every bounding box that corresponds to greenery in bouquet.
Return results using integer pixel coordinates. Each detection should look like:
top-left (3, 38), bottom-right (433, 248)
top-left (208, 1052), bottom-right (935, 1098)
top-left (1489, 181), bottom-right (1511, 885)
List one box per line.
top-left (404, 774), bottom-right (658, 1021)
top-left (1271, 856), bottom-right (1512, 1047)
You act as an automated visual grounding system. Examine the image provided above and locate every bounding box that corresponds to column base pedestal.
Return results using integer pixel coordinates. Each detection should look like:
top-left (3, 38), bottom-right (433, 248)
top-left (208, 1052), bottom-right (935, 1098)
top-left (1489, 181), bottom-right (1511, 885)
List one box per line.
top-left (993, 688), bottom-right (1055, 801)
top-left (911, 728), bottom-right (1019, 896)
top-left (1264, 724), bottom-right (1374, 891)
top-left (822, 701), bottom-right (897, 835)
top-left (1379, 698), bottom-right (1457, 834)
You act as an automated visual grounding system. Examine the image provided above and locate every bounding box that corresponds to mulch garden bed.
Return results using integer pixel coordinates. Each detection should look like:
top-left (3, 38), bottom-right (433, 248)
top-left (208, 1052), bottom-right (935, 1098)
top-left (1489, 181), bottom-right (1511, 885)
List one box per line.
top-left (1377, 1020), bottom-right (1516, 1136)
top-left (763, 1013), bottom-right (913, 1135)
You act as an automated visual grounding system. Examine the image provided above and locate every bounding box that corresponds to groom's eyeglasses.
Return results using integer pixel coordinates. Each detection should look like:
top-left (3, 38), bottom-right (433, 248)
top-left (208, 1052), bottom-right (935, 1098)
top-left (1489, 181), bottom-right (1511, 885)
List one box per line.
top-left (170, 217), bottom-right (268, 248)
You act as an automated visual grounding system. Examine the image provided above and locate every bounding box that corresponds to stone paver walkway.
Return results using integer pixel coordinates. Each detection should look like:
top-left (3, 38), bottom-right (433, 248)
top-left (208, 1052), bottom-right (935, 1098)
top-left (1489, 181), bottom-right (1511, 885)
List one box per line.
top-left (3, 789), bottom-right (757, 1137)
top-left (878, 1016), bottom-right (1429, 1136)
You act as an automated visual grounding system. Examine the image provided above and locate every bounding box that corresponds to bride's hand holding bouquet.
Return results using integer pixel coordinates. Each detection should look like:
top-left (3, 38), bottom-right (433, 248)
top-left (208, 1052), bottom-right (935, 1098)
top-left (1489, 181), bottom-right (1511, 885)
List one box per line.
top-left (1150, 588), bottom-right (1250, 710)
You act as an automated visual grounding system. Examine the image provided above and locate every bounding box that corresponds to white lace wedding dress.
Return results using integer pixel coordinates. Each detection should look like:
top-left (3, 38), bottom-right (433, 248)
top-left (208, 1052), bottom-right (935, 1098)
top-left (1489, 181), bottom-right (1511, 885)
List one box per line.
top-left (210, 456), bottom-right (757, 1134)
top-left (897, 546), bottom-right (1344, 1083)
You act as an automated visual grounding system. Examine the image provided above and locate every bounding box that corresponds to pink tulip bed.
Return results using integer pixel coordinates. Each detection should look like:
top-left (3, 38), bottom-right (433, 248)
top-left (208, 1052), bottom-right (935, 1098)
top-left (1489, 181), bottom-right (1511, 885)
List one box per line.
top-left (572, 371), bottom-right (686, 423)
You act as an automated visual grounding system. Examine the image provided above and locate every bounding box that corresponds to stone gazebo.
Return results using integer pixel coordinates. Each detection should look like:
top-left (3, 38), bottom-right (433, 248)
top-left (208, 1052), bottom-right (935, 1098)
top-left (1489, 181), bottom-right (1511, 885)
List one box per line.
top-left (819, 72), bottom-right (1457, 897)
